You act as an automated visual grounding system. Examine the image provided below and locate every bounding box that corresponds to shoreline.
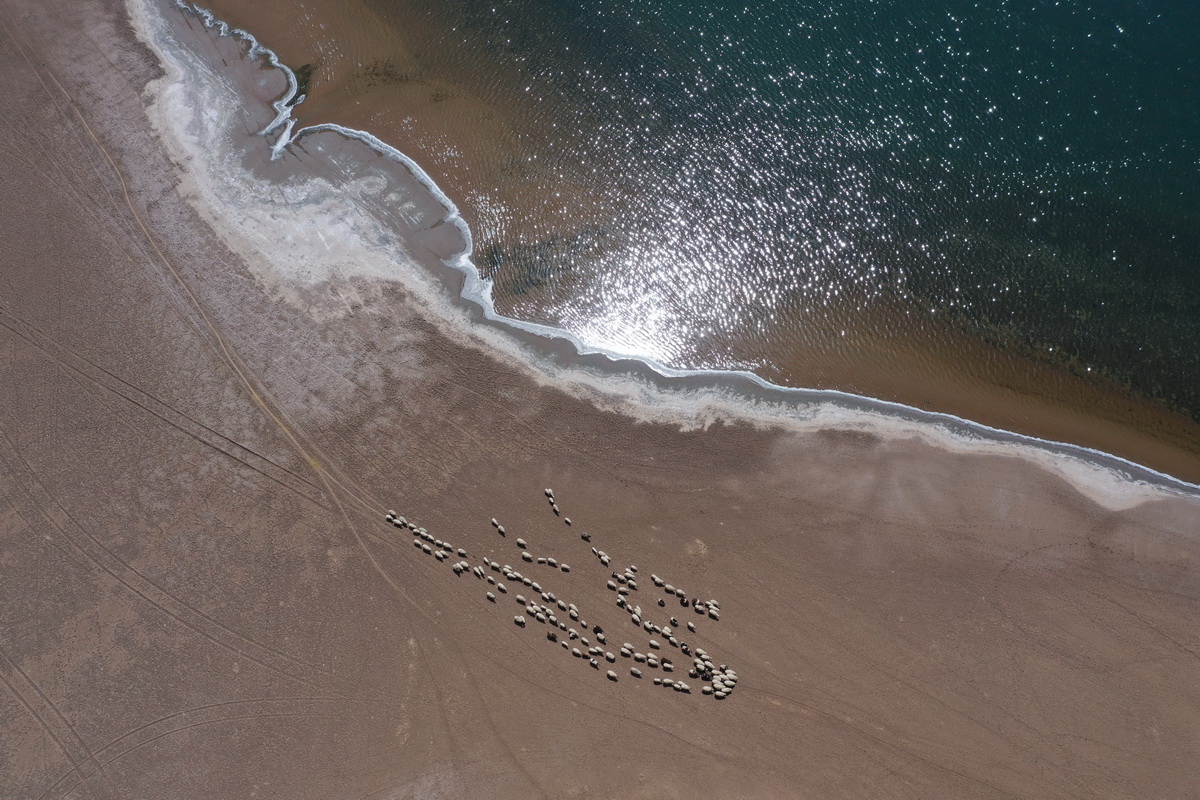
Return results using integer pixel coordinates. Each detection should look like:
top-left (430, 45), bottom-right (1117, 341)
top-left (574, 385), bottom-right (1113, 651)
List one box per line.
top-left (4, 1), bottom-right (1198, 796)
top-left (198, 0), bottom-right (1200, 486)
top-left (148, 0), bottom-right (1198, 504)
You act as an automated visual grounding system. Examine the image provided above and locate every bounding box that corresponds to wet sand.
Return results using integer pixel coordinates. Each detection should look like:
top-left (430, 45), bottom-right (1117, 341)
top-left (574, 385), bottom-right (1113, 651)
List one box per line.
top-left (201, 0), bottom-right (1200, 484)
top-left (1, 1), bottom-right (1198, 798)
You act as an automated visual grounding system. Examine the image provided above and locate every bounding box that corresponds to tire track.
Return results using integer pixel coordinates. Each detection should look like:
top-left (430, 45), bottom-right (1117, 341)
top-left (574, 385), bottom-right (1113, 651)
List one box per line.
top-left (36, 696), bottom-right (352, 800)
top-left (0, 646), bottom-right (111, 800)
top-left (0, 430), bottom-right (337, 688)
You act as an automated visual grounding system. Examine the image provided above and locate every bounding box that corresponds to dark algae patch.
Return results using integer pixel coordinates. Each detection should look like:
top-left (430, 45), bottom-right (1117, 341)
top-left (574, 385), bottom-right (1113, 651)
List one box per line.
top-left (287, 61), bottom-right (316, 104)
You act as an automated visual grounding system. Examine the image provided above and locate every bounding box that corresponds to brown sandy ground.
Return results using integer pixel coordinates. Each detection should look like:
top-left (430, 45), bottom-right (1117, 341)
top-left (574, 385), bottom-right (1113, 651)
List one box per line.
top-left (1, 2), bottom-right (1198, 798)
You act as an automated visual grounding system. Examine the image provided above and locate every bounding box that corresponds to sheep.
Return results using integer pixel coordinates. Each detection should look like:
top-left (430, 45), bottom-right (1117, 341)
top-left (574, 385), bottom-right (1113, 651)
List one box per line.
top-left (649, 639), bottom-right (661, 650)
top-left (435, 552), bottom-right (447, 562)
top-left (607, 581), bottom-right (618, 591)
top-left (590, 658), bottom-right (599, 669)
top-left (653, 677), bottom-right (663, 686)
top-left (491, 518), bottom-right (499, 527)
top-left (708, 610), bottom-right (720, 621)
top-left (547, 631), bottom-right (557, 642)
top-left (564, 518), bottom-right (572, 526)
top-left (497, 583), bottom-right (507, 593)
top-left (664, 584), bottom-right (676, 595)
top-left (552, 504), bottom-right (560, 515)
top-left (497, 526), bottom-right (506, 536)
top-left (675, 588), bottom-right (686, 598)
top-left (619, 647), bottom-right (632, 658)
top-left (421, 543), bottom-right (432, 554)
top-left (657, 599), bottom-right (666, 607)
top-left (385, 513), bottom-right (394, 522)
top-left (520, 552), bottom-right (532, 563)
top-left (633, 653), bottom-right (646, 663)
top-left (702, 685), bottom-right (713, 695)
top-left (516, 594), bottom-right (527, 605)
top-left (522, 577), bottom-right (533, 586)
top-left (605, 652), bottom-right (616, 662)
top-left (548, 558), bottom-right (558, 568)
top-left (516, 537), bottom-right (527, 549)
top-left (616, 597), bottom-right (626, 609)
top-left (557, 600), bottom-right (568, 611)
top-left (607, 670), bottom-right (618, 681)
top-left (647, 657), bottom-right (660, 668)
top-left (651, 575), bottom-right (664, 587)
top-left (537, 557), bottom-right (547, 565)
top-left (560, 564), bottom-right (570, 573)
top-left (412, 539), bottom-right (421, 548)
top-left (536, 613), bottom-right (547, 623)
top-left (487, 592), bottom-right (496, 602)
top-left (630, 668), bottom-right (643, 678)
top-left (687, 621), bottom-right (696, 632)
top-left (572, 647), bottom-right (582, 658)
top-left (487, 576), bottom-right (496, 586)
top-left (545, 488), bottom-right (554, 497)
top-left (596, 632), bottom-right (606, 643)
top-left (661, 662), bottom-right (674, 673)
top-left (580, 532), bottom-right (591, 542)
top-left (514, 616), bottom-right (526, 627)
top-left (600, 556), bottom-right (611, 566)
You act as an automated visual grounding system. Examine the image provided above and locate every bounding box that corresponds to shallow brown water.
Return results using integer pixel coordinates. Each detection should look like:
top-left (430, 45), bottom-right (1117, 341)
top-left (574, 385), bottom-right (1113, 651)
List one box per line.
top-left (201, 0), bottom-right (1200, 483)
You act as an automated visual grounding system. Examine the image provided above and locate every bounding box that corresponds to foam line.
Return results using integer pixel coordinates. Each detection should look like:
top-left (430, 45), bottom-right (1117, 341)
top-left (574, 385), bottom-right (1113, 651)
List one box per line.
top-left (143, 0), bottom-right (1200, 506)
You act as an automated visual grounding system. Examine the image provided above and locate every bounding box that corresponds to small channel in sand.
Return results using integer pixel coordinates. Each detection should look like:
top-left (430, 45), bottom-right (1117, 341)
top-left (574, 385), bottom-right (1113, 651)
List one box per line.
top-left (134, 0), bottom-right (1200, 509)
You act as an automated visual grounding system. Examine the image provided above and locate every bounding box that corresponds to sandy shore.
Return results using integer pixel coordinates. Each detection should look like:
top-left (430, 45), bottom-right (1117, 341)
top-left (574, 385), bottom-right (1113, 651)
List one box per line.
top-left (1, 1), bottom-right (1198, 798)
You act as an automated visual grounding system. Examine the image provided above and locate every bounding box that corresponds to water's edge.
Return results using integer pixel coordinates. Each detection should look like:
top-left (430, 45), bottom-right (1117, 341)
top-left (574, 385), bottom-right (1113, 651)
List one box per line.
top-left (136, 0), bottom-right (1200, 507)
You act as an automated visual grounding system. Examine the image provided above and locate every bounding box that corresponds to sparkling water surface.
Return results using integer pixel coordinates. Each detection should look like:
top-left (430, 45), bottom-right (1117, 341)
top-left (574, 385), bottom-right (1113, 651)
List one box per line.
top-left (363, 0), bottom-right (1199, 416)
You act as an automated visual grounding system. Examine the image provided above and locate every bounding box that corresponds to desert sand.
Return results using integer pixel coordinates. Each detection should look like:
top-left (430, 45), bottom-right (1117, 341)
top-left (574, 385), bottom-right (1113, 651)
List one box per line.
top-left (1, 2), bottom-right (1198, 798)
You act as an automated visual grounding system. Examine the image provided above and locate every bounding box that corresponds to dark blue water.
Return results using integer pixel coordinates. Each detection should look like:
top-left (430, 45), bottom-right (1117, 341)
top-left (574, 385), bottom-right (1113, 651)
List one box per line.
top-left (371, 0), bottom-right (1200, 418)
